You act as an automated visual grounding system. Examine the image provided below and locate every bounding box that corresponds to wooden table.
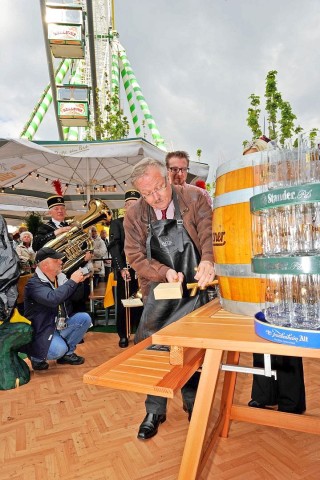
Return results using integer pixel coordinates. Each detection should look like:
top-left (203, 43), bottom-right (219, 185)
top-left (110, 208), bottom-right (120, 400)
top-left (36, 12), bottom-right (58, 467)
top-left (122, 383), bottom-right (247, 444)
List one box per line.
top-left (152, 299), bottom-right (320, 480)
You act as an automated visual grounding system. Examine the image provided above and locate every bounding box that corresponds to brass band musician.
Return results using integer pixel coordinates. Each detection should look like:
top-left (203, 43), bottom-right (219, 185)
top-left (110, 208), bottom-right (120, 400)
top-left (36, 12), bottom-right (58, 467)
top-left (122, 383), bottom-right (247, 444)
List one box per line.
top-left (33, 194), bottom-right (90, 262)
top-left (108, 190), bottom-right (142, 348)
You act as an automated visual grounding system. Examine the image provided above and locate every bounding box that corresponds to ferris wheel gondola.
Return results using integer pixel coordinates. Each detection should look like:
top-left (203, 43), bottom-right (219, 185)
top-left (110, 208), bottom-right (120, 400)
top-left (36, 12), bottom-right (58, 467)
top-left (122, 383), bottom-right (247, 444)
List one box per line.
top-left (21, 0), bottom-right (166, 151)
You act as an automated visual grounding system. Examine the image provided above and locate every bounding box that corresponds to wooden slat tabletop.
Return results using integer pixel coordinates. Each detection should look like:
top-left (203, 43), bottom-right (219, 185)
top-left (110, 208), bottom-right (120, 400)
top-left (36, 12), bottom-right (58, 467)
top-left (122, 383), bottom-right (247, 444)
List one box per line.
top-left (153, 299), bottom-right (320, 359)
top-left (83, 337), bottom-right (204, 398)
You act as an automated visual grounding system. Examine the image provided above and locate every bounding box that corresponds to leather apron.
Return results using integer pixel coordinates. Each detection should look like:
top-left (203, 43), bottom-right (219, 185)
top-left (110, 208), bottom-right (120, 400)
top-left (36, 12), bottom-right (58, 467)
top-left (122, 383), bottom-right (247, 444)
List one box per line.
top-left (134, 188), bottom-right (208, 343)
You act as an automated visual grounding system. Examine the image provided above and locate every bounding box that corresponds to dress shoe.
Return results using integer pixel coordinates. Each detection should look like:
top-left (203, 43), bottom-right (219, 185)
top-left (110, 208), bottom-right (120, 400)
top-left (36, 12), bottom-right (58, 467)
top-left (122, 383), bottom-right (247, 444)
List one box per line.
top-left (31, 359), bottom-right (49, 371)
top-left (183, 403), bottom-right (193, 421)
top-left (57, 353), bottom-right (85, 365)
top-left (278, 407), bottom-right (305, 415)
top-left (137, 413), bottom-right (166, 440)
top-left (119, 337), bottom-right (129, 348)
top-left (248, 400), bottom-right (266, 409)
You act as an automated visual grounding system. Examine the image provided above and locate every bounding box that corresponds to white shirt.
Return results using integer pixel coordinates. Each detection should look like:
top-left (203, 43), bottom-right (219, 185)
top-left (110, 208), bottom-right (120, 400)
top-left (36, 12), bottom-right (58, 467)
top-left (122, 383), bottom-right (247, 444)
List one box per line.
top-left (154, 200), bottom-right (174, 220)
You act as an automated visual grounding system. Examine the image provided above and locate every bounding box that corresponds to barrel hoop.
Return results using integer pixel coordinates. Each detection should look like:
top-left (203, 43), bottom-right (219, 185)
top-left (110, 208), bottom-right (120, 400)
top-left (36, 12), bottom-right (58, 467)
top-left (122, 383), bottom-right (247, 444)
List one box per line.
top-left (216, 151), bottom-right (268, 179)
top-left (213, 186), bottom-right (263, 208)
top-left (219, 297), bottom-right (262, 317)
top-left (215, 263), bottom-right (264, 278)
top-left (252, 255), bottom-right (320, 274)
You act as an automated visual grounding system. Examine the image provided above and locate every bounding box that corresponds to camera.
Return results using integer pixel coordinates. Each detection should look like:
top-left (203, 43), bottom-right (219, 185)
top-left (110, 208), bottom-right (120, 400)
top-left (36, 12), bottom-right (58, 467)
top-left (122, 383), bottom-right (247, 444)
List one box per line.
top-left (79, 266), bottom-right (90, 275)
top-left (56, 316), bottom-right (67, 330)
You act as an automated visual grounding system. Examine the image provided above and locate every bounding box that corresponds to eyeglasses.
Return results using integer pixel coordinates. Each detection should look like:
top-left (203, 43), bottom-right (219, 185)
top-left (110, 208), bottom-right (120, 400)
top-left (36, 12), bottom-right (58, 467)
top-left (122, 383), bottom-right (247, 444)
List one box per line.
top-left (141, 179), bottom-right (168, 200)
top-left (168, 167), bottom-right (189, 174)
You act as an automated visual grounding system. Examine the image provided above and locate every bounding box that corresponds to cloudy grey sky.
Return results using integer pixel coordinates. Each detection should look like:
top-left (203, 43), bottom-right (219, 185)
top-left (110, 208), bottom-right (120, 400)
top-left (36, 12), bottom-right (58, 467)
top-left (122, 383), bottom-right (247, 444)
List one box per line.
top-left (1, 0), bottom-right (320, 183)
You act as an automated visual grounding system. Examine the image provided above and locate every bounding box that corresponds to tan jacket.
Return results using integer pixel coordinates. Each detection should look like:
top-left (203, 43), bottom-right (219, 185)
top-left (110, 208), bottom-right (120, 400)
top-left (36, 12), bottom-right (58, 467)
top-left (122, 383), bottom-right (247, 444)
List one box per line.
top-left (16, 244), bottom-right (36, 266)
top-left (124, 185), bottom-right (213, 297)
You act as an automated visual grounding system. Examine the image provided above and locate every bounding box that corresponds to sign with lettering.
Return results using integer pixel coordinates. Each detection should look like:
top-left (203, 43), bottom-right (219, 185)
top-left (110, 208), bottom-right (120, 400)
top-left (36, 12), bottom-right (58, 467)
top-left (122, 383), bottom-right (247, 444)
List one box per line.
top-left (254, 314), bottom-right (320, 348)
top-left (213, 231), bottom-right (226, 246)
top-left (48, 24), bottom-right (82, 42)
top-left (250, 183), bottom-right (320, 212)
top-left (58, 102), bottom-right (88, 118)
top-left (252, 255), bottom-right (320, 274)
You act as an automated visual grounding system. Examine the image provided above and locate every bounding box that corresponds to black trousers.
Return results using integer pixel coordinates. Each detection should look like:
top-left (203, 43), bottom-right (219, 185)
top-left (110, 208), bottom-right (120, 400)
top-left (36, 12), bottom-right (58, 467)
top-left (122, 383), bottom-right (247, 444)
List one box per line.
top-left (251, 353), bottom-right (306, 413)
top-left (145, 371), bottom-right (200, 414)
top-left (72, 278), bottom-right (90, 313)
top-left (115, 269), bottom-right (142, 338)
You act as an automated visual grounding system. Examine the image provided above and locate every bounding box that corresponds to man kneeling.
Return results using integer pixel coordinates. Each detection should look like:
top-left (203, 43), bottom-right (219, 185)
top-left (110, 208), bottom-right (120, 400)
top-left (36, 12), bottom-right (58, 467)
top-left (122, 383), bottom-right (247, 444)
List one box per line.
top-left (22, 247), bottom-right (92, 371)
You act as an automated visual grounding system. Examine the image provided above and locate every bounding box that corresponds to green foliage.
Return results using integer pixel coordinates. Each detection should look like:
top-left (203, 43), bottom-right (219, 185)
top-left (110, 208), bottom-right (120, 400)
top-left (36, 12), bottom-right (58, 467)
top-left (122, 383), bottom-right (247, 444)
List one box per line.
top-left (292, 125), bottom-right (303, 147)
top-left (246, 94), bottom-right (262, 140)
top-left (246, 70), bottom-right (318, 147)
top-left (265, 70), bottom-right (281, 139)
top-left (102, 85), bottom-right (130, 140)
top-left (196, 148), bottom-right (202, 160)
top-left (309, 128), bottom-right (319, 147)
top-left (85, 77), bottom-right (130, 141)
top-left (25, 212), bottom-right (43, 236)
top-left (278, 100), bottom-right (297, 146)
top-left (206, 179), bottom-right (216, 199)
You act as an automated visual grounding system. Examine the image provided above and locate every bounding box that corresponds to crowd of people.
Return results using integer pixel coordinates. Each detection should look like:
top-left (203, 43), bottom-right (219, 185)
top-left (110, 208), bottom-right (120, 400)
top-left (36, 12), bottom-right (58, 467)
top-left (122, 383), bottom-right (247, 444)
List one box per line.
top-left (6, 146), bottom-right (306, 443)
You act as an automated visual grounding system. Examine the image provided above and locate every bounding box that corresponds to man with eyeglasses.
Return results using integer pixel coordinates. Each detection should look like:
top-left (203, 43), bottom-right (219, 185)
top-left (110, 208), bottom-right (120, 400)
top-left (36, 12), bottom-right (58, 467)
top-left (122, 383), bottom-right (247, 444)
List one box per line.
top-left (166, 150), bottom-right (212, 206)
top-left (166, 150), bottom-right (190, 186)
top-left (124, 157), bottom-right (214, 440)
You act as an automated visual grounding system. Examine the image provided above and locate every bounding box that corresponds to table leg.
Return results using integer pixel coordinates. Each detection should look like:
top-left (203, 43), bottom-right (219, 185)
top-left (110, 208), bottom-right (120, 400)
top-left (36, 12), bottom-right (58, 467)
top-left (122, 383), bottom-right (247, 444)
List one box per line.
top-left (178, 349), bottom-right (223, 480)
top-left (220, 351), bottom-right (240, 438)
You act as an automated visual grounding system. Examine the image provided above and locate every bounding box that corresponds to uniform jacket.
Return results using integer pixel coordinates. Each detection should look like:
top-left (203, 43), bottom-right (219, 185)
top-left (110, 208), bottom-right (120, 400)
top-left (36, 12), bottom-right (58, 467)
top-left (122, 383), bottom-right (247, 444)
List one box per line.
top-left (32, 220), bottom-right (89, 275)
top-left (32, 220), bottom-right (59, 252)
top-left (22, 267), bottom-right (84, 360)
top-left (124, 184), bottom-right (213, 297)
top-left (108, 217), bottom-right (127, 271)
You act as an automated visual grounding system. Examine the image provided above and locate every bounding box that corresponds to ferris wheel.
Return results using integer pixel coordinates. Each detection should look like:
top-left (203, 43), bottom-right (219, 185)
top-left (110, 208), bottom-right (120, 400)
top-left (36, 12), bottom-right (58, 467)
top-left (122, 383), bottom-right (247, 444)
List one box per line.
top-left (20, 0), bottom-right (166, 151)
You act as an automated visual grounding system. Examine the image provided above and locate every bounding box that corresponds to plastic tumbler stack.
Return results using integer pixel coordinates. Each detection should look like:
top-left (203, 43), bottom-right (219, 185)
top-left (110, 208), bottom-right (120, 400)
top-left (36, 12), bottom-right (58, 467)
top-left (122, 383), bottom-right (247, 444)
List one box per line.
top-left (250, 144), bottom-right (320, 330)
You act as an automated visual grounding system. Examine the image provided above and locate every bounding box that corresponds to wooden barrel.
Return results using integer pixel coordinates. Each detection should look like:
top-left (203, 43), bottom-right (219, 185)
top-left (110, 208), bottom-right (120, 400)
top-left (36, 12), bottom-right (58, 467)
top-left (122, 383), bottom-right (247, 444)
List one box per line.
top-left (213, 152), bottom-right (267, 316)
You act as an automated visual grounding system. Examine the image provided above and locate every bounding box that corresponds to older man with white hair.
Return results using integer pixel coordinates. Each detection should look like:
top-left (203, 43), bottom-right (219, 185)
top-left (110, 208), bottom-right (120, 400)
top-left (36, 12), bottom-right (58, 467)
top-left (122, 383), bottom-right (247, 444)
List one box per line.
top-left (124, 157), bottom-right (214, 439)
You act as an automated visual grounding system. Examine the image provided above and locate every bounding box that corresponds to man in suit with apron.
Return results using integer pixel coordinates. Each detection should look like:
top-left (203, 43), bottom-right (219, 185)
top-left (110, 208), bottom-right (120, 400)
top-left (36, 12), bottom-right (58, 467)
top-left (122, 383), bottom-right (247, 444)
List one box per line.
top-left (124, 157), bottom-right (214, 440)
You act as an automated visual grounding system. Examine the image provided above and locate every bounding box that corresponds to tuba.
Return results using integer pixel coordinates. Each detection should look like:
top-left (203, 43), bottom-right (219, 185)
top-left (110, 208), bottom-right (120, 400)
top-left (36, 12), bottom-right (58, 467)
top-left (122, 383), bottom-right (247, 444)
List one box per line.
top-left (44, 199), bottom-right (112, 273)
